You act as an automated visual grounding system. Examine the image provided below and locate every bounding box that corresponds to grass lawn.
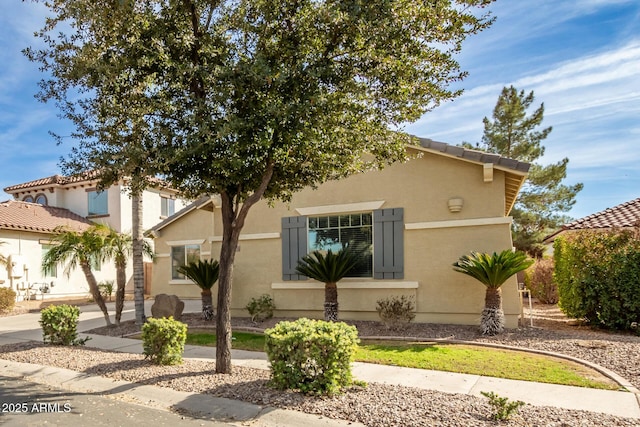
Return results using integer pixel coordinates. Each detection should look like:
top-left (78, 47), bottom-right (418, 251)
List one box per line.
top-left (184, 329), bottom-right (619, 390)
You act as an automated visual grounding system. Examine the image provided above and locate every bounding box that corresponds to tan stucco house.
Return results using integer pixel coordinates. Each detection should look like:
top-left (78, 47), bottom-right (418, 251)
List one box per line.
top-left (147, 138), bottom-right (530, 328)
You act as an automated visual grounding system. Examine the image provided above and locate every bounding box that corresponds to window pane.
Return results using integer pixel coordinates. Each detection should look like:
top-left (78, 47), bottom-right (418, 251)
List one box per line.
top-left (172, 245), bottom-right (200, 280)
top-left (161, 197), bottom-right (175, 217)
top-left (307, 213), bottom-right (373, 277)
top-left (88, 190), bottom-right (108, 216)
top-left (171, 246), bottom-right (186, 279)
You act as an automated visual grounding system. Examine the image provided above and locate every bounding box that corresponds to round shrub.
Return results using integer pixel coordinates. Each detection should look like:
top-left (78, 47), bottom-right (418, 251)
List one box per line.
top-left (524, 257), bottom-right (558, 304)
top-left (265, 318), bottom-right (359, 395)
top-left (40, 304), bottom-right (88, 346)
top-left (142, 316), bottom-right (187, 365)
top-left (0, 287), bottom-right (16, 313)
top-left (375, 295), bottom-right (416, 330)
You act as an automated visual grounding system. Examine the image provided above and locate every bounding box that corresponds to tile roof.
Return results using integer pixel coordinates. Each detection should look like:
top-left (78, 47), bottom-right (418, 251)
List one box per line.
top-left (562, 197), bottom-right (640, 230)
top-left (417, 137), bottom-right (531, 173)
top-left (3, 171), bottom-right (171, 193)
top-left (0, 200), bottom-right (93, 233)
top-left (544, 197), bottom-right (640, 243)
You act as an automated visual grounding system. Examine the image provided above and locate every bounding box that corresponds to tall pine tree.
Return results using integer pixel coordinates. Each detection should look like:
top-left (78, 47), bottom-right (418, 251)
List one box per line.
top-left (481, 86), bottom-right (583, 257)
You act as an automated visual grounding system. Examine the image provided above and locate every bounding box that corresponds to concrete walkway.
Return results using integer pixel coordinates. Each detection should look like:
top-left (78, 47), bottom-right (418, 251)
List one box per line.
top-left (1, 300), bottom-right (639, 425)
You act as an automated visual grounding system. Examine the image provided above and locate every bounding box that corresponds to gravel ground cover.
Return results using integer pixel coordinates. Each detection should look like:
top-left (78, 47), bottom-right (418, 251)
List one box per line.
top-left (1, 303), bottom-right (640, 426)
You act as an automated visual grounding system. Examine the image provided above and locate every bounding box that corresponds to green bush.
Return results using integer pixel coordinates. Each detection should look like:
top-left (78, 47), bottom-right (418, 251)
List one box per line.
top-left (40, 304), bottom-right (89, 346)
top-left (375, 295), bottom-right (416, 330)
top-left (481, 391), bottom-right (525, 421)
top-left (524, 257), bottom-right (558, 304)
top-left (554, 230), bottom-right (640, 330)
top-left (142, 316), bottom-right (187, 365)
top-left (98, 280), bottom-right (114, 302)
top-left (0, 287), bottom-right (16, 313)
top-left (265, 318), bottom-right (359, 395)
top-left (246, 294), bottom-right (275, 323)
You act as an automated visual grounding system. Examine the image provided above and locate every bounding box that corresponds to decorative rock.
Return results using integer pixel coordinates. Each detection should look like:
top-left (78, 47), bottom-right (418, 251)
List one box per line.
top-left (151, 294), bottom-right (184, 320)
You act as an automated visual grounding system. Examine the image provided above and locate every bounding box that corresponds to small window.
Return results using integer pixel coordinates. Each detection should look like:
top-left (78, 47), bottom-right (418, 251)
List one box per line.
top-left (23, 195), bottom-right (34, 203)
top-left (88, 190), bottom-right (108, 216)
top-left (41, 244), bottom-right (57, 278)
top-left (171, 244), bottom-right (200, 280)
top-left (308, 212), bottom-right (373, 277)
top-left (161, 197), bottom-right (175, 217)
top-left (35, 194), bottom-right (48, 205)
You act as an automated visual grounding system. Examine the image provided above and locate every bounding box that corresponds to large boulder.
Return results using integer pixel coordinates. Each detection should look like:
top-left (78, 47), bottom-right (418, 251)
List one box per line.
top-left (151, 294), bottom-right (185, 320)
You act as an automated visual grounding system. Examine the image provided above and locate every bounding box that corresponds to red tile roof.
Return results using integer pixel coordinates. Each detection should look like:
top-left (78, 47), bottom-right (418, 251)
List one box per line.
top-left (3, 171), bottom-right (171, 193)
top-left (0, 200), bottom-right (93, 233)
top-left (563, 198), bottom-right (640, 230)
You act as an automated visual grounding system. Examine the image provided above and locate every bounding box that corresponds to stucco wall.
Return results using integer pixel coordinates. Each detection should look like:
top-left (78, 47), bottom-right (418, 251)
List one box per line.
top-left (0, 229), bottom-right (119, 300)
top-left (151, 151), bottom-right (522, 328)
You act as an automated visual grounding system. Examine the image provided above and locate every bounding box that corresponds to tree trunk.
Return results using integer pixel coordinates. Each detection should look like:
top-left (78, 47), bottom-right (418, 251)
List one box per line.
top-left (115, 264), bottom-right (127, 325)
top-left (481, 286), bottom-right (504, 335)
top-left (80, 261), bottom-right (111, 326)
top-left (215, 164), bottom-right (274, 374)
top-left (324, 282), bottom-right (338, 321)
top-left (216, 194), bottom-right (240, 374)
top-left (132, 193), bottom-right (146, 326)
top-left (201, 289), bottom-right (214, 321)
top-left (484, 287), bottom-right (502, 310)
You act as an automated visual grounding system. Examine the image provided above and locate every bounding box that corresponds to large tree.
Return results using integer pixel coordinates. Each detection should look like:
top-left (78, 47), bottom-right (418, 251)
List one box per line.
top-left (27, 0), bottom-right (495, 373)
top-left (479, 86), bottom-right (583, 256)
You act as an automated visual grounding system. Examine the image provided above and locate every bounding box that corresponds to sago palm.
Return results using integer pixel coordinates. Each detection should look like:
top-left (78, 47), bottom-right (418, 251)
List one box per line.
top-left (178, 258), bottom-right (219, 320)
top-left (453, 250), bottom-right (533, 335)
top-left (42, 225), bottom-right (112, 326)
top-left (295, 248), bottom-right (360, 321)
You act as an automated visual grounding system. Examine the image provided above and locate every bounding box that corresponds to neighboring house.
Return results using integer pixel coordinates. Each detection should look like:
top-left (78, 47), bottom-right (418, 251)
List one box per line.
top-left (544, 197), bottom-right (640, 248)
top-left (0, 200), bottom-right (95, 299)
top-left (1, 173), bottom-right (188, 299)
top-left (147, 138), bottom-right (530, 328)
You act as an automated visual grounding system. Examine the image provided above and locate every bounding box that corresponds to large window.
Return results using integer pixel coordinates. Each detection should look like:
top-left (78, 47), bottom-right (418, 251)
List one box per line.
top-left (282, 208), bottom-right (404, 281)
top-left (308, 213), bottom-right (373, 277)
top-left (87, 190), bottom-right (108, 216)
top-left (171, 245), bottom-right (201, 279)
top-left (41, 244), bottom-right (57, 278)
top-left (161, 197), bottom-right (175, 217)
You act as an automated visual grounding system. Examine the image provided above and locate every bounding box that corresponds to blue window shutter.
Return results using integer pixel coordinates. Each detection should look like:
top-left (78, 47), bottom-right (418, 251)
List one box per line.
top-left (282, 216), bottom-right (308, 280)
top-left (373, 208), bottom-right (404, 279)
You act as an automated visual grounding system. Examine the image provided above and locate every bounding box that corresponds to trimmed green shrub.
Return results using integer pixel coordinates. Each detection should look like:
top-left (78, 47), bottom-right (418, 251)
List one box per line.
top-left (40, 304), bottom-right (89, 346)
top-left (265, 318), bottom-right (359, 395)
top-left (142, 316), bottom-right (187, 365)
top-left (523, 257), bottom-right (558, 304)
top-left (554, 229), bottom-right (640, 330)
top-left (246, 294), bottom-right (275, 323)
top-left (375, 295), bottom-right (416, 330)
top-left (0, 287), bottom-right (16, 313)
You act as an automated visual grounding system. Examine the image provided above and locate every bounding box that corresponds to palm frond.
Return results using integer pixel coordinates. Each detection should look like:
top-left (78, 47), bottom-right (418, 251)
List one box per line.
top-left (177, 259), bottom-right (220, 290)
top-left (452, 250), bottom-right (533, 289)
top-left (295, 248), bottom-right (361, 284)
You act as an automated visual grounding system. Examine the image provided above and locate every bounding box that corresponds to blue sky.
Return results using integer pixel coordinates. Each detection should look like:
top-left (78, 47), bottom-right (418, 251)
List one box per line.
top-left (1, 1), bottom-right (638, 220)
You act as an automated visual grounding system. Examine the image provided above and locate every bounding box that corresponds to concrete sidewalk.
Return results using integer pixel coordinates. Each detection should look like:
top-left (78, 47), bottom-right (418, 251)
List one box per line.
top-left (1, 301), bottom-right (639, 424)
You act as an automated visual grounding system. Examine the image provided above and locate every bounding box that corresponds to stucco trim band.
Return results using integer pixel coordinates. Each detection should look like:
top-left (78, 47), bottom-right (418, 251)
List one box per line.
top-left (405, 216), bottom-right (512, 230)
top-left (295, 201), bottom-right (385, 216)
top-left (208, 232), bottom-right (280, 242)
top-left (165, 239), bottom-right (206, 246)
top-left (272, 281), bottom-right (419, 290)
